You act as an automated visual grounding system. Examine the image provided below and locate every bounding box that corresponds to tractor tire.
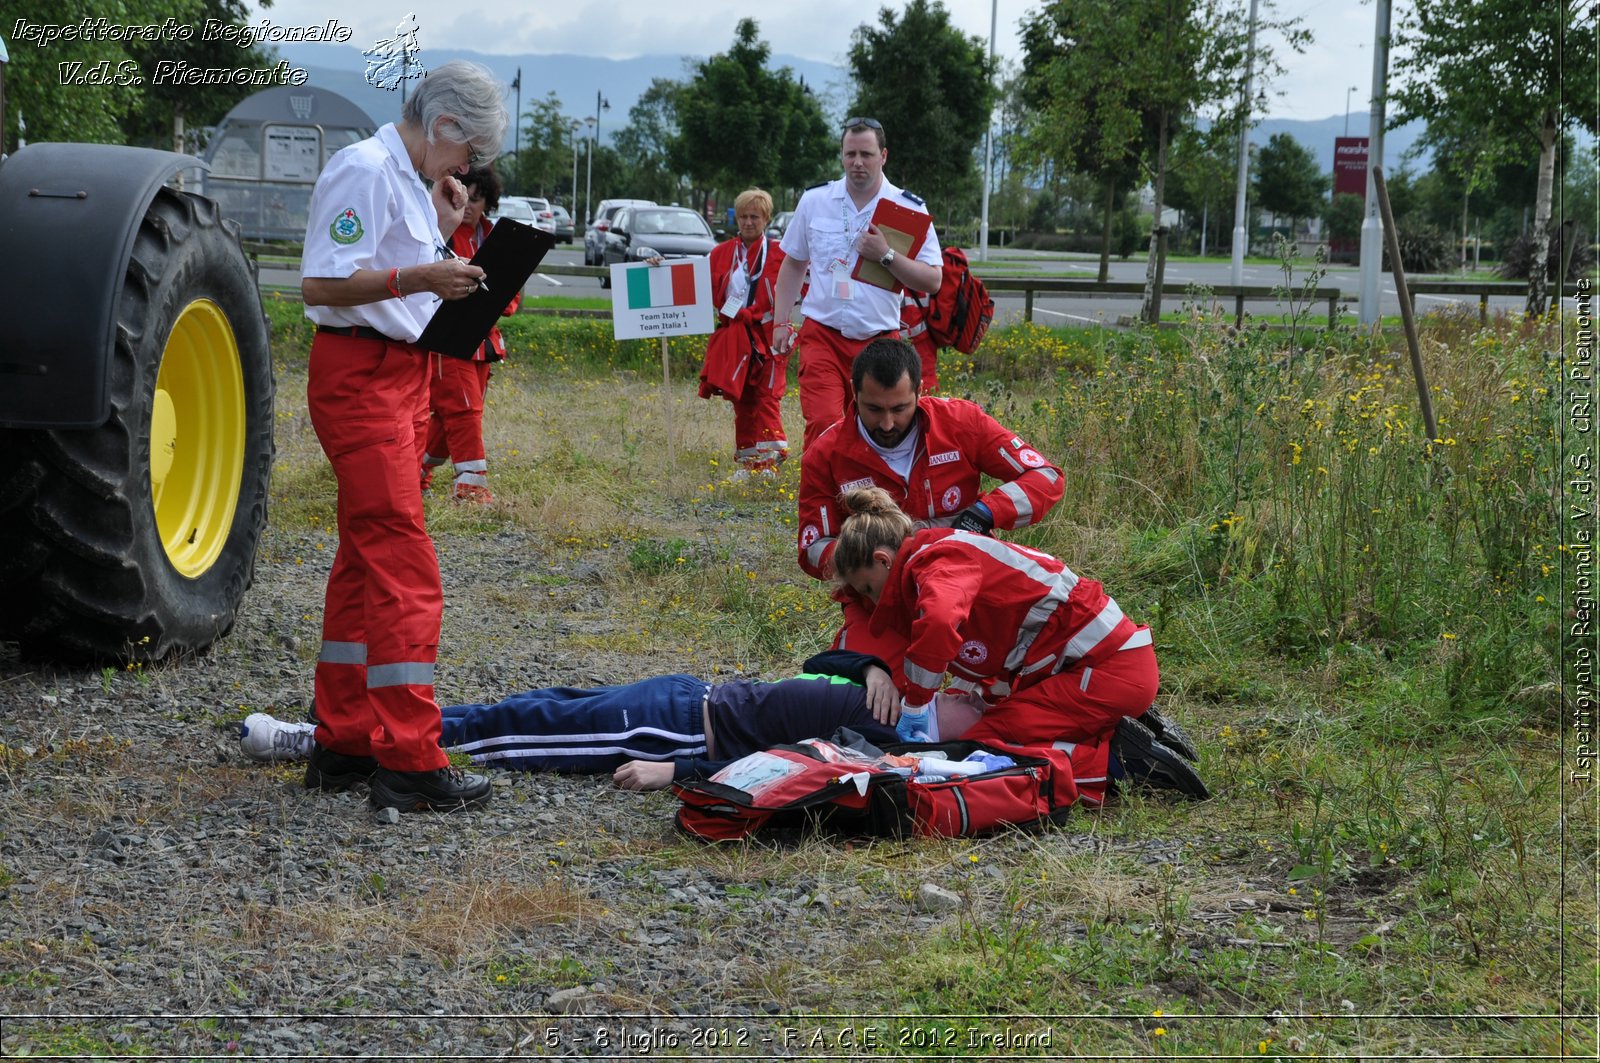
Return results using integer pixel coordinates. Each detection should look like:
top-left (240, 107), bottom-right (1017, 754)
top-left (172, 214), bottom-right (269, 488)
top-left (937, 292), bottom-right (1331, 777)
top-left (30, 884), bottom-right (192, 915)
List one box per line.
top-left (0, 187), bottom-right (274, 663)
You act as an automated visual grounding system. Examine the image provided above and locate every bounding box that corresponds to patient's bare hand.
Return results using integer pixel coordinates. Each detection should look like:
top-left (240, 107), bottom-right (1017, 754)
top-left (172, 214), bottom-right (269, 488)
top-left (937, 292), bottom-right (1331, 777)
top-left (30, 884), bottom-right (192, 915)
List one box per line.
top-left (613, 759), bottom-right (675, 791)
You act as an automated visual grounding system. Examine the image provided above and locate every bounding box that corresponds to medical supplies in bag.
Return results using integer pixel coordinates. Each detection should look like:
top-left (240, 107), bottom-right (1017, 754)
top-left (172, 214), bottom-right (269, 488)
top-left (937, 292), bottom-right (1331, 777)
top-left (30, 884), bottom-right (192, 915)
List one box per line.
top-left (672, 737), bottom-right (1076, 841)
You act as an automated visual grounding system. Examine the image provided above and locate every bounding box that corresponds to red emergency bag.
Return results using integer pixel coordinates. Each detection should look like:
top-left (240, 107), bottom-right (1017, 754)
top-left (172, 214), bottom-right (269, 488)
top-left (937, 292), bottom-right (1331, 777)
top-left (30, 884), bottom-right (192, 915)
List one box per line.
top-left (672, 737), bottom-right (1077, 841)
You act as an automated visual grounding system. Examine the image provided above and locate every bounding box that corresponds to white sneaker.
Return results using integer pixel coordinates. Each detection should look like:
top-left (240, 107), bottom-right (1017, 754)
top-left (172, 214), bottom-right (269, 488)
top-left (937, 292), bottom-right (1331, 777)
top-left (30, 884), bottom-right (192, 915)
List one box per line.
top-left (239, 713), bottom-right (317, 762)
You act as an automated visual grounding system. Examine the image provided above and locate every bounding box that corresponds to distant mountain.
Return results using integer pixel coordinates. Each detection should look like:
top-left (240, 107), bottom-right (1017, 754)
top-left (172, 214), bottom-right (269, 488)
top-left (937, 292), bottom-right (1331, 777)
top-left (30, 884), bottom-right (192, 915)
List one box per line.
top-left (271, 43), bottom-right (851, 147)
top-left (272, 43), bottom-right (1434, 175)
top-left (1245, 114), bottom-right (1429, 172)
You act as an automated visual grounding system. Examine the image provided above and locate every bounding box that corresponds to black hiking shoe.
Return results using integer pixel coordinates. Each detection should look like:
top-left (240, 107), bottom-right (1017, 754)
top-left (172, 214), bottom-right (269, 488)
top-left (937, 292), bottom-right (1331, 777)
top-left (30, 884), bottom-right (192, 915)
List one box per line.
top-left (1139, 706), bottom-right (1199, 763)
top-left (305, 744), bottom-right (380, 792)
top-left (1111, 716), bottom-right (1210, 800)
top-left (369, 765), bottom-right (492, 812)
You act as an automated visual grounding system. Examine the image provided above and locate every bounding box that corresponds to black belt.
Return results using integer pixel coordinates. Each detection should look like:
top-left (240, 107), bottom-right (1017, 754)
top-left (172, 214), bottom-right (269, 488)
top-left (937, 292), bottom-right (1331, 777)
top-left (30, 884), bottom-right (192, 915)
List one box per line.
top-left (316, 324), bottom-right (396, 343)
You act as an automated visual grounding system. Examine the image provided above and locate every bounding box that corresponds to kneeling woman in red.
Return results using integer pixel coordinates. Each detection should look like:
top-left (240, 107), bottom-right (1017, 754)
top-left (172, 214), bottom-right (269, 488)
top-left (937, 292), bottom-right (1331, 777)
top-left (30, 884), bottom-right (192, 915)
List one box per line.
top-left (832, 487), bottom-right (1159, 749)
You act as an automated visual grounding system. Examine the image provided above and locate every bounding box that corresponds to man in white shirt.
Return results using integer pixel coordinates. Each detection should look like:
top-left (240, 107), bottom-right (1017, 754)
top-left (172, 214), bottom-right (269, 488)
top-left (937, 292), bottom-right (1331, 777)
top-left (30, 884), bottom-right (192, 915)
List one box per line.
top-left (771, 118), bottom-right (944, 452)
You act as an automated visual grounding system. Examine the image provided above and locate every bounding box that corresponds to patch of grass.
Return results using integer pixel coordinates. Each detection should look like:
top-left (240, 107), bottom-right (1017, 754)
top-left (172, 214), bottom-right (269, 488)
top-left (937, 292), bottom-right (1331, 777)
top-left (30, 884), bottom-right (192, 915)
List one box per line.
top-left (486, 953), bottom-right (606, 990)
top-left (251, 309), bottom-right (1583, 1049)
top-left (520, 294), bottom-right (612, 311)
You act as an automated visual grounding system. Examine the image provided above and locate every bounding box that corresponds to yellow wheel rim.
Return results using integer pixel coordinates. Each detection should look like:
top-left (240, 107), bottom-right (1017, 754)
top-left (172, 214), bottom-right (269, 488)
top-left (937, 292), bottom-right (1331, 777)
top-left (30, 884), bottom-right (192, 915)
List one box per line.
top-left (149, 299), bottom-right (246, 578)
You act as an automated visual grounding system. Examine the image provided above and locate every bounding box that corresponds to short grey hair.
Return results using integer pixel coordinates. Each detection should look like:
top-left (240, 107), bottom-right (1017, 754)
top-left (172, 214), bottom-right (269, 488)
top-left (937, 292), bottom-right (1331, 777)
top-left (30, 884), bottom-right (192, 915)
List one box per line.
top-left (402, 60), bottom-right (508, 163)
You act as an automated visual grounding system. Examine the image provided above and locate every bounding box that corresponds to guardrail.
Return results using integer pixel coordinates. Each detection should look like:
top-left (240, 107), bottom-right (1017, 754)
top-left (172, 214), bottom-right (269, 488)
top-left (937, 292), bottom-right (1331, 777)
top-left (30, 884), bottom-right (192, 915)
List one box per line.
top-left (257, 250), bottom-right (1579, 330)
top-left (1401, 280), bottom-right (1581, 325)
top-left (981, 277), bottom-right (1344, 328)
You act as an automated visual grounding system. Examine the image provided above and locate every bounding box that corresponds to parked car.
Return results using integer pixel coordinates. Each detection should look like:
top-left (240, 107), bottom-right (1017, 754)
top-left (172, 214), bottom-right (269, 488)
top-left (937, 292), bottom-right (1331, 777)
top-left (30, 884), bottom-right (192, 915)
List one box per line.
top-left (506, 195), bottom-right (557, 235)
top-left (597, 206), bottom-right (716, 286)
top-left (489, 198), bottom-right (537, 227)
top-left (584, 198), bottom-right (656, 265)
top-left (766, 210), bottom-right (794, 239)
top-left (550, 203), bottom-right (575, 243)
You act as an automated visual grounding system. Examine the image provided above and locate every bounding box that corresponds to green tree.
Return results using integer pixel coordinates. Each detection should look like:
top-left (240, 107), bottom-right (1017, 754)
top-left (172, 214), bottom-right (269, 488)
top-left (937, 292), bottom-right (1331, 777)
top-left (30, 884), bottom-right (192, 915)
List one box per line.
top-left (504, 91), bottom-right (574, 197)
top-left (846, 0), bottom-right (995, 225)
top-left (1164, 125), bottom-right (1237, 253)
top-left (125, 0), bottom-right (278, 154)
top-left (4, 0), bottom-right (182, 149)
top-left (675, 19), bottom-right (833, 206)
top-left (1389, 0), bottom-right (1598, 314)
top-left (1324, 191), bottom-right (1364, 245)
top-left (1252, 132), bottom-right (1326, 233)
top-left (613, 79), bottom-right (686, 205)
top-left (1018, 0), bottom-right (1307, 320)
top-left (1018, 0), bottom-right (1147, 279)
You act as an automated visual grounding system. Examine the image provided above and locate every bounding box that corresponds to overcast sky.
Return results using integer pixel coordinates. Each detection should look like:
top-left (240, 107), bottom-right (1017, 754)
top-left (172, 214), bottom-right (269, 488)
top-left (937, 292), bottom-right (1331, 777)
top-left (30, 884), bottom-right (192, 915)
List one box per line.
top-left (249, 0), bottom-right (1389, 123)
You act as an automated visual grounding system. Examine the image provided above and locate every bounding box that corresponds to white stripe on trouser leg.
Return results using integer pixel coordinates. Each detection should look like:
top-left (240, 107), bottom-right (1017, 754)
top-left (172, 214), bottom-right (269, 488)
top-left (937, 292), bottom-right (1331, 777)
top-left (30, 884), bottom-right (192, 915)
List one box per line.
top-left (319, 641), bottom-right (367, 664)
top-left (367, 662), bottom-right (435, 688)
top-left (1079, 666), bottom-right (1093, 692)
top-left (454, 466), bottom-right (488, 487)
top-left (422, 454), bottom-right (446, 468)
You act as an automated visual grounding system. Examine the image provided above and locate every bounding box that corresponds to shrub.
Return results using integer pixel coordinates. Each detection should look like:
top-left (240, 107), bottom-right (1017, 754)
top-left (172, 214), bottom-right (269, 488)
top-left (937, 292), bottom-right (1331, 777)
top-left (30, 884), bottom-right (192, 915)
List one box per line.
top-left (1494, 228), bottom-right (1594, 281)
top-left (1381, 223), bottom-right (1455, 274)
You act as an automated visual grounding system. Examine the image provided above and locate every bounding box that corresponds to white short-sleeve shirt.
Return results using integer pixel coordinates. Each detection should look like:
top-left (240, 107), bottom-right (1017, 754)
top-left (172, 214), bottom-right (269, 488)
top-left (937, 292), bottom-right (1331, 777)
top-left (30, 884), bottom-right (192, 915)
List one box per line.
top-left (301, 123), bottom-right (442, 344)
top-left (779, 176), bottom-right (942, 341)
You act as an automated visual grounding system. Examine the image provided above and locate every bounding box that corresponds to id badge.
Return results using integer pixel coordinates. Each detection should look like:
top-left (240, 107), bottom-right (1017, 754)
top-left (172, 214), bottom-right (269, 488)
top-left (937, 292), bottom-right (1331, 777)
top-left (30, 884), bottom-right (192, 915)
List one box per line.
top-left (830, 260), bottom-right (854, 301)
top-left (720, 293), bottom-right (744, 319)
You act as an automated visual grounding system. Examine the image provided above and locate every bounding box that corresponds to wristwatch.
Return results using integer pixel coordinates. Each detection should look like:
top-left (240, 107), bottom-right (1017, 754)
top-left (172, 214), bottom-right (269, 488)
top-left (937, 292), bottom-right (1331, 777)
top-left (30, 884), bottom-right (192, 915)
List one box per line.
top-left (878, 248), bottom-right (897, 268)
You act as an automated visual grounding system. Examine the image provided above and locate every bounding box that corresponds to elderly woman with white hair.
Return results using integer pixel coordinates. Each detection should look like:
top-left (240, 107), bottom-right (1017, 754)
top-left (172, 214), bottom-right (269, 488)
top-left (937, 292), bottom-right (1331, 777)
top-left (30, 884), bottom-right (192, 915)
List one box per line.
top-left (299, 60), bottom-right (508, 813)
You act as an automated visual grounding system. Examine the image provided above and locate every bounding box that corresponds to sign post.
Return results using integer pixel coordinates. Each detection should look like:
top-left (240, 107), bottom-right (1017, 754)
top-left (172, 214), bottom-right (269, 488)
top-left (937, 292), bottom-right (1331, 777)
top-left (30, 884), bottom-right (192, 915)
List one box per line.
top-left (609, 258), bottom-right (715, 467)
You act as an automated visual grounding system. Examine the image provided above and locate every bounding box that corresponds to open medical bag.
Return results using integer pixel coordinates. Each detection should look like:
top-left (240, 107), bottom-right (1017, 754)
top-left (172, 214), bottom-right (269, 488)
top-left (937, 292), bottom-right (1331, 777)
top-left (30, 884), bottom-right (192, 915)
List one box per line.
top-left (672, 737), bottom-right (1077, 841)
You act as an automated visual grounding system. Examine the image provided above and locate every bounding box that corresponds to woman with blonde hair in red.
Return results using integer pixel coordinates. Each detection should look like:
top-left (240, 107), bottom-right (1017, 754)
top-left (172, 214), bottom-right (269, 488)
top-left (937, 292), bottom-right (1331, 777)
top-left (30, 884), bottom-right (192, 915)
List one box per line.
top-left (831, 487), bottom-right (1207, 800)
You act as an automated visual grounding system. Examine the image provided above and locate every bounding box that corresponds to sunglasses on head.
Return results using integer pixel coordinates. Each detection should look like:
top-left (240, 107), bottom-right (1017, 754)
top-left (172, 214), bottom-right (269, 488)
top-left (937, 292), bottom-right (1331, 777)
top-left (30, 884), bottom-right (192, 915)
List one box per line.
top-left (842, 116), bottom-right (883, 131)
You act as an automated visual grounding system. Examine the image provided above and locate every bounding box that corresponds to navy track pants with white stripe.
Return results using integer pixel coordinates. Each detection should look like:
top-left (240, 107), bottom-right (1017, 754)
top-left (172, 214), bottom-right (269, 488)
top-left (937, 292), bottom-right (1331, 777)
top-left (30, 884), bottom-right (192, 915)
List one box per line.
top-left (439, 673), bottom-right (708, 773)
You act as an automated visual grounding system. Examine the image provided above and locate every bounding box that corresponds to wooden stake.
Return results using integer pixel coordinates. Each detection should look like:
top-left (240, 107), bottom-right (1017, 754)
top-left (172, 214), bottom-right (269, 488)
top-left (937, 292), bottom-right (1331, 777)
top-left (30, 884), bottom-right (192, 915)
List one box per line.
top-left (1372, 165), bottom-right (1439, 441)
top-left (660, 334), bottom-right (675, 466)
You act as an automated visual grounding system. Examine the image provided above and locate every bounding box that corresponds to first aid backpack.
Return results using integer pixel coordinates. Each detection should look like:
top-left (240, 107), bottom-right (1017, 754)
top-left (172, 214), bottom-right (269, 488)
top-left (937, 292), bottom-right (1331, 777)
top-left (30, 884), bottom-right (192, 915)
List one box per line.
top-left (909, 247), bottom-right (994, 355)
top-left (672, 737), bottom-right (1077, 842)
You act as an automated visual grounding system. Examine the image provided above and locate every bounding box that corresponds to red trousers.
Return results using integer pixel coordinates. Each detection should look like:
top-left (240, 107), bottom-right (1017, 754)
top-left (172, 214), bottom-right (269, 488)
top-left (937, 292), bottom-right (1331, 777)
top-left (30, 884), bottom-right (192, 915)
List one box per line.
top-left (733, 353), bottom-right (789, 468)
top-left (1057, 736), bottom-right (1112, 807)
top-left (307, 331), bottom-right (448, 772)
top-left (796, 321), bottom-right (896, 452)
top-left (422, 356), bottom-right (492, 484)
top-left (962, 642), bottom-right (1160, 748)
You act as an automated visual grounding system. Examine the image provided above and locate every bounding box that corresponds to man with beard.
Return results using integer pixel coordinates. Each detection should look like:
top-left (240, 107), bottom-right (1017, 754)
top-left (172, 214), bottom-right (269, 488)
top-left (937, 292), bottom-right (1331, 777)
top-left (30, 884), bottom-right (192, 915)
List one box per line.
top-left (795, 337), bottom-right (1066, 665)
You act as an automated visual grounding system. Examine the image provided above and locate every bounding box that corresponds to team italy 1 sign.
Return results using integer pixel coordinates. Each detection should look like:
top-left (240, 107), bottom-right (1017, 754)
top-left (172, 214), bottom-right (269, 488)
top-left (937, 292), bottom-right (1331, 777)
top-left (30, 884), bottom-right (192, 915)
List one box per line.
top-left (609, 258), bottom-right (715, 341)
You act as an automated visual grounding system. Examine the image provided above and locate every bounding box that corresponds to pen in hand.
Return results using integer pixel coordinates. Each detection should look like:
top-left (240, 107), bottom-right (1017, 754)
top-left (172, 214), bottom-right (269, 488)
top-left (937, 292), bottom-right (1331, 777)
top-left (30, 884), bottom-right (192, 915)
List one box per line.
top-left (445, 247), bottom-right (491, 292)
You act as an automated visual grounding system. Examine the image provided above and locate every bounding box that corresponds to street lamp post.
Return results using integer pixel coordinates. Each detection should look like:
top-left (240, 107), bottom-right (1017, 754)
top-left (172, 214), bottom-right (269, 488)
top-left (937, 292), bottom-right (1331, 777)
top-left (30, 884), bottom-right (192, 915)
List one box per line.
top-left (1230, 0), bottom-right (1260, 287)
top-left (1343, 84), bottom-right (1359, 137)
top-left (570, 119), bottom-right (582, 217)
top-left (1358, 0), bottom-right (1391, 326)
top-left (583, 116), bottom-right (596, 231)
top-left (583, 91), bottom-right (610, 230)
top-left (978, 0), bottom-right (997, 262)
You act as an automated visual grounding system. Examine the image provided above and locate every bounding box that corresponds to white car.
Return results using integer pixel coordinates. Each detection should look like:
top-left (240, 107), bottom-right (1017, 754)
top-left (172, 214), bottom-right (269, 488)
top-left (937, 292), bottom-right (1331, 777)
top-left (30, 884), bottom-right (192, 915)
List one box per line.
top-left (496, 195), bottom-right (557, 235)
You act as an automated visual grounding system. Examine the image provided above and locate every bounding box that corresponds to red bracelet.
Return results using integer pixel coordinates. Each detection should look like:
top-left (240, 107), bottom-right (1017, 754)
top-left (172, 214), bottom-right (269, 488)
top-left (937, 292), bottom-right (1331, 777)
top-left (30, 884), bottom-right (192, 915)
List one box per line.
top-left (386, 267), bottom-right (403, 298)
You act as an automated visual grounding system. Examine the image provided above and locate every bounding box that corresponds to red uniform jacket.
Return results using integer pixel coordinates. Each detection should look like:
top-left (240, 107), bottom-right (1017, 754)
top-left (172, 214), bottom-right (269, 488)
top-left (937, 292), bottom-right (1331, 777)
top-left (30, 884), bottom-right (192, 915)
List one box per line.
top-left (449, 218), bottom-right (522, 361)
top-left (796, 396), bottom-right (1064, 580)
top-left (709, 236), bottom-right (784, 340)
top-left (869, 528), bottom-right (1141, 707)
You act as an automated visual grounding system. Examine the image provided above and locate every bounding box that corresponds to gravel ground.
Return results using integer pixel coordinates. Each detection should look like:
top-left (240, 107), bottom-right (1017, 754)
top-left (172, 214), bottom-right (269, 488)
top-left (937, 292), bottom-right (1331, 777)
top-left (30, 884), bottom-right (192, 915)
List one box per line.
top-left (0, 520), bottom-right (1193, 1057)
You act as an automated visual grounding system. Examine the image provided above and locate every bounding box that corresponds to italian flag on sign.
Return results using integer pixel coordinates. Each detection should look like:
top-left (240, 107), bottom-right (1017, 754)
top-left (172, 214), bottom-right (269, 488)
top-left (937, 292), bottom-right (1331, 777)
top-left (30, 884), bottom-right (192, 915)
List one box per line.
top-left (626, 262), bottom-right (697, 309)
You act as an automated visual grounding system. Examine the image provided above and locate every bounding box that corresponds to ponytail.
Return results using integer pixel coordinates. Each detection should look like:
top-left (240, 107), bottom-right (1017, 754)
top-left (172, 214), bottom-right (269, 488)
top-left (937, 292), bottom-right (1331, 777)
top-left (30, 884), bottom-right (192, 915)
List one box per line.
top-left (833, 487), bottom-right (914, 578)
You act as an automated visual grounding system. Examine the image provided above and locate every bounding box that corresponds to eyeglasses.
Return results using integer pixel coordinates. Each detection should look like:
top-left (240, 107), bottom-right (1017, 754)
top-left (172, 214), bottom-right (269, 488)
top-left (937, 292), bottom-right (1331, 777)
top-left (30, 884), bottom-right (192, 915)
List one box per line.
top-left (842, 116), bottom-right (883, 131)
top-left (467, 147), bottom-right (491, 169)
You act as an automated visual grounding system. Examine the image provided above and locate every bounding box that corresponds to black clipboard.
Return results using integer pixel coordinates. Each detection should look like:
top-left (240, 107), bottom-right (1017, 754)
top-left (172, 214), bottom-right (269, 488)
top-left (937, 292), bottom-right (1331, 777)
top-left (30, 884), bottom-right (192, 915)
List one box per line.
top-left (418, 219), bottom-right (557, 359)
